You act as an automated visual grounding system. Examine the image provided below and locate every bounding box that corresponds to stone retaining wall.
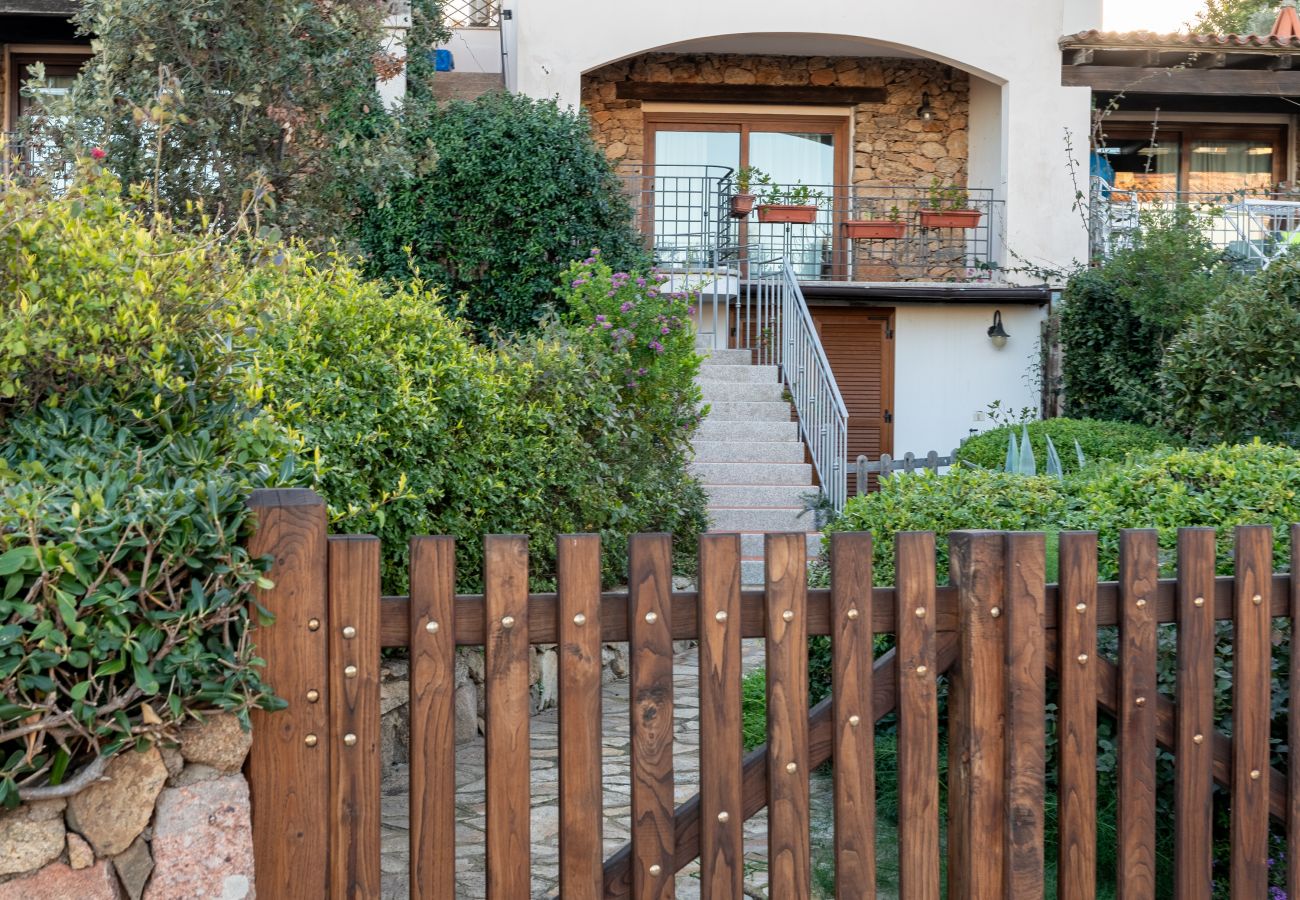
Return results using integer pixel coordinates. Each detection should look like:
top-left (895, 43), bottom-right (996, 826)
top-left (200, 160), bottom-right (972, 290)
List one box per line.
top-left (0, 715), bottom-right (255, 900)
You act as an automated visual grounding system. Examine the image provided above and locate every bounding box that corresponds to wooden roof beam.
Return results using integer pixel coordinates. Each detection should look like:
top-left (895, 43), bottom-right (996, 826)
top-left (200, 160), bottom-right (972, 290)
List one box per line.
top-left (1069, 48), bottom-right (1095, 66)
top-left (1062, 65), bottom-right (1300, 96)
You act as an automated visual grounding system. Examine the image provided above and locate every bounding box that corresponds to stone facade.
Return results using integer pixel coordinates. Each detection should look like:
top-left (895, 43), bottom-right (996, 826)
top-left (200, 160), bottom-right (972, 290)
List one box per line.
top-left (581, 52), bottom-right (970, 189)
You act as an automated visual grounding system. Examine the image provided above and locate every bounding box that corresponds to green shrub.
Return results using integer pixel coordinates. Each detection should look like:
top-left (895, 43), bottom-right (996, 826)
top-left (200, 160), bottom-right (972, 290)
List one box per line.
top-left (956, 418), bottom-right (1181, 475)
top-left (825, 468), bottom-right (1069, 586)
top-left (1159, 257), bottom-right (1300, 445)
top-left (1062, 209), bottom-right (1229, 424)
top-left (253, 252), bottom-right (706, 592)
top-left (0, 174), bottom-right (294, 801)
top-left (359, 93), bottom-right (646, 337)
top-left (1069, 441), bottom-right (1300, 579)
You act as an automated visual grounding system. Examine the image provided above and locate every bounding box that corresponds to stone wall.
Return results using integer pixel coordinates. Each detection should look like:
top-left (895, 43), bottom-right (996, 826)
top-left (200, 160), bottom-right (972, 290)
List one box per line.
top-left (0, 716), bottom-right (255, 900)
top-left (581, 52), bottom-right (970, 189)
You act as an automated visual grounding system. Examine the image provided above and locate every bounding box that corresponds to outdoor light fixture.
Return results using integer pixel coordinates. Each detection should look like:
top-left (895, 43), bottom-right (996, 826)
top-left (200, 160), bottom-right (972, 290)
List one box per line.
top-left (917, 93), bottom-right (935, 122)
top-left (987, 310), bottom-right (1009, 348)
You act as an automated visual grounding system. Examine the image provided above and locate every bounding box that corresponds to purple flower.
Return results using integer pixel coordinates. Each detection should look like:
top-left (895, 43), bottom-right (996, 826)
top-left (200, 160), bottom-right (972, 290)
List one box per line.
top-left (620, 301), bottom-right (633, 312)
top-left (637, 367), bottom-right (648, 375)
top-left (572, 278), bottom-right (586, 287)
top-left (1269, 888), bottom-right (1286, 900)
top-left (595, 314), bottom-right (606, 322)
top-left (649, 340), bottom-right (663, 353)
top-left (602, 321), bottom-right (613, 329)
top-left (660, 326), bottom-right (670, 334)
top-left (687, 306), bottom-right (697, 315)
top-left (636, 277), bottom-right (646, 287)
top-left (591, 247), bottom-right (601, 256)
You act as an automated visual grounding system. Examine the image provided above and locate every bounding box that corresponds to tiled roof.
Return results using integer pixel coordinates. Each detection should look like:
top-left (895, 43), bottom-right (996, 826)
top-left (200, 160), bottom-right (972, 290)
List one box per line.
top-left (1061, 30), bottom-right (1300, 51)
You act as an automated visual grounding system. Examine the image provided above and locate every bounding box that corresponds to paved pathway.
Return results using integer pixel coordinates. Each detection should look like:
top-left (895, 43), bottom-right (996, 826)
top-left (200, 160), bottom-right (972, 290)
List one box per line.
top-left (379, 641), bottom-right (810, 899)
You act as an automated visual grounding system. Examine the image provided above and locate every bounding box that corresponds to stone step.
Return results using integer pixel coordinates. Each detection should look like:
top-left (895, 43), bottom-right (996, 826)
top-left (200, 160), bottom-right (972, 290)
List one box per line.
top-left (690, 461), bottom-right (812, 484)
top-left (739, 532), bottom-right (824, 558)
top-left (696, 420), bottom-right (799, 443)
top-left (704, 484), bottom-right (814, 508)
top-left (430, 72), bottom-right (505, 102)
top-left (697, 365), bottom-right (780, 384)
top-left (708, 506), bottom-right (810, 532)
top-left (702, 401), bottom-right (793, 423)
top-left (699, 381), bottom-right (785, 402)
top-left (691, 441), bottom-right (806, 464)
top-left (697, 348), bottom-right (753, 366)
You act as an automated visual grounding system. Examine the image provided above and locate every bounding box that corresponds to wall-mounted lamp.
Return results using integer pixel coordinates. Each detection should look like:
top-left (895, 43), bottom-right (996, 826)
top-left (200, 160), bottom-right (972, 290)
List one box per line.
top-left (917, 92), bottom-right (935, 123)
top-left (987, 310), bottom-right (1009, 349)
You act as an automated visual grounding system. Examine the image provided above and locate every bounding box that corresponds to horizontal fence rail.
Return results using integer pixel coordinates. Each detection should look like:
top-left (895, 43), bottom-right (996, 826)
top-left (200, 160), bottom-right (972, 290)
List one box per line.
top-left (856, 450), bottom-right (959, 492)
top-left (246, 489), bottom-right (1299, 900)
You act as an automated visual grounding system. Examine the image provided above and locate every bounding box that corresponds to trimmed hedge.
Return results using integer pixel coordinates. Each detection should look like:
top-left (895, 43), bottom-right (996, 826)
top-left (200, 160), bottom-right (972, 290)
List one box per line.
top-left (955, 418), bottom-right (1181, 475)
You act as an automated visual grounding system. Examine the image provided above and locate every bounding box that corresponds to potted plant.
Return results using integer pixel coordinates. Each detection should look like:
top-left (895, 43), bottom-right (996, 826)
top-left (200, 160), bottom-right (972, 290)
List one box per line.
top-left (755, 176), bottom-right (823, 224)
top-left (918, 178), bottom-right (983, 229)
top-left (729, 166), bottom-right (762, 219)
top-left (844, 204), bottom-right (906, 240)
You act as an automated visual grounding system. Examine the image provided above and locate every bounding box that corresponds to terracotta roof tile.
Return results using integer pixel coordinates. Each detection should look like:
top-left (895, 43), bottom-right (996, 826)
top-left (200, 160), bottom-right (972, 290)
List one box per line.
top-left (1060, 29), bottom-right (1300, 51)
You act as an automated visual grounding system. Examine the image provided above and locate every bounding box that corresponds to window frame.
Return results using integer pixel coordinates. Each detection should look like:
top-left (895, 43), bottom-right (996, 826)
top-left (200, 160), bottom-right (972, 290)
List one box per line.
top-left (1097, 122), bottom-right (1286, 195)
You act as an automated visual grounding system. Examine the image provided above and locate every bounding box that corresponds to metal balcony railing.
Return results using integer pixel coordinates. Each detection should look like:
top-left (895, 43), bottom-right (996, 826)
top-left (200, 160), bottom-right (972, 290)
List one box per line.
top-left (1089, 176), bottom-right (1300, 270)
top-left (442, 0), bottom-right (500, 28)
top-left (1, 131), bottom-right (72, 192)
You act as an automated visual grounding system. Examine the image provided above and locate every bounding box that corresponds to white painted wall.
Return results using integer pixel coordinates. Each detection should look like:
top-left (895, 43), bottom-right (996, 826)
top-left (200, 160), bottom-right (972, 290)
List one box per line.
top-left (507, 0), bottom-right (1103, 276)
top-left (438, 27), bottom-right (503, 74)
top-left (891, 304), bottom-right (1047, 455)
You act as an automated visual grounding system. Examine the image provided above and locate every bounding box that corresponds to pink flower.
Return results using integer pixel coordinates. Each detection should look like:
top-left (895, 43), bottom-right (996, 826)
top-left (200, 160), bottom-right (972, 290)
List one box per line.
top-left (90, 147), bottom-right (106, 160)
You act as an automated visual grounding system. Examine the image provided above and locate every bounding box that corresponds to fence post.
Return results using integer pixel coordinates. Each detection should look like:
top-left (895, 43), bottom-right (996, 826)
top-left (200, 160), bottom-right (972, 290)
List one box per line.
top-left (246, 489), bottom-right (331, 900)
top-left (946, 531), bottom-right (1007, 899)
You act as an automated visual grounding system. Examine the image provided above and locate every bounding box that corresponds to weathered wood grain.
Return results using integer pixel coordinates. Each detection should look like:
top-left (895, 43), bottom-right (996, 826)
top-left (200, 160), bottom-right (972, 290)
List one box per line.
top-left (1174, 528), bottom-right (1215, 900)
top-left (1056, 532), bottom-right (1097, 900)
top-left (1004, 533), bottom-right (1046, 900)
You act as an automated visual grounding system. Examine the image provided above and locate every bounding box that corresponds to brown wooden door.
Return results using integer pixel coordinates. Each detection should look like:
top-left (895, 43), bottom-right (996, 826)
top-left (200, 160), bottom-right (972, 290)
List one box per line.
top-left (812, 308), bottom-right (894, 494)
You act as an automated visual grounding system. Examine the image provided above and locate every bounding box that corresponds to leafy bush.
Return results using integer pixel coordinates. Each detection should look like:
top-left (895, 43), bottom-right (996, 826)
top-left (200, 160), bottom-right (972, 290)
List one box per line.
top-left (0, 173), bottom-right (293, 801)
top-left (358, 92), bottom-right (646, 337)
top-left (1159, 256), bottom-right (1300, 445)
top-left (956, 418), bottom-right (1181, 475)
top-left (252, 253), bottom-right (706, 592)
top-left (1062, 209), bottom-right (1229, 424)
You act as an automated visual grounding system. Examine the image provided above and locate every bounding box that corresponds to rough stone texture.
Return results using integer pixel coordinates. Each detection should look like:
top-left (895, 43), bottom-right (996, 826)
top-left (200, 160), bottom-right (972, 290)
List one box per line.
top-left (581, 52), bottom-right (969, 189)
top-left (112, 837), bottom-right (153, 900)
top-left (158, 746), bottom-right (184, 782)
top-left (66, 746), bottom-right (168, 857)
top-left (177, 714), bottom-right (252, 773)
top-left (0, 799), bottom-right (65, 876)
top-left (66, 832), bottom-right (93, 870)
top-left (0, 860), bottom-right (122, 900)
top-left (145, 774), bottom-right (253, 900)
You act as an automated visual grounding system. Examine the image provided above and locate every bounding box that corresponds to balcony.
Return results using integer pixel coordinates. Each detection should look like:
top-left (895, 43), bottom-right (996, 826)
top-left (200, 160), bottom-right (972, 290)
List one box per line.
top-left (620, 165), bottom-right (1006, 285)
top-left (441, 0), bottom-right (500, 28)
top-left (1089, 176), bottom-right (1300, 270)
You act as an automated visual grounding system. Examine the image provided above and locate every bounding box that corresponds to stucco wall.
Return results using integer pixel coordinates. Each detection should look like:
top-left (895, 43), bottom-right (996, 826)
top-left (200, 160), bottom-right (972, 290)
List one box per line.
top-left (582, 53), bottom-right (969, 190)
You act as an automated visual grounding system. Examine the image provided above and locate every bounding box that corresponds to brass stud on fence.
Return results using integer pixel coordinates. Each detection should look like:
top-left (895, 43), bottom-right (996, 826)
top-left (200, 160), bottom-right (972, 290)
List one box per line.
top-left (916, 665), bottom-right (928, 676)
top-left (1193, 733), bottom-right (1205, 745)
top-left (344, 665), bottom-right (358, 679)
top-left (846, 608), bottom-right (860, 621)
top-left (1075, 603), bottom-right (1087, 613)
top-left (717, 811), bottom-right (730, 824)
top-left (344, 733), bottom-right (357, 747)
top-left (304, 734), bottom-right (318, 747)
top-left (425, 620), bottom-right (440, 634)
top-left (1253, 594), bottom-right (1263, 606)
top-left (306, 690), bottom-right (320, 703)
top-left (848, 715), bottom-right (861, 727)
top-left (644, 611), bottom-right (658, 625)
top-left (915, 607), bottom-right (927, 618)
top-left (1136, 598), bottom-right (1147, 609)
top-left (308, 618), bottom-right (321, 632)
top-left (989, 607), bottom-right (1001, 619)
top-left (1250, 769), bottom-right (1262, 781)
top-left (501, 615), bottom-right (516, 630)
top-left (572, 613), bottom-right (587, 627)
top-left (1135, 697), bottom-right (1146, 707)
top-left (782, 609), bottom-right (794, 623)
top-left (715, 610), bottom-right (728, 623)
top-left (648, 864), bottom-right (662, 878)
top-left (786, 762), bottom-right (798, 774)
top-left (1077, 654), bottom-right (1089, 665)
top-left (1194, 596), bottom-right (1206, 608)
top-left (342, 625), bottom-right (357, 639)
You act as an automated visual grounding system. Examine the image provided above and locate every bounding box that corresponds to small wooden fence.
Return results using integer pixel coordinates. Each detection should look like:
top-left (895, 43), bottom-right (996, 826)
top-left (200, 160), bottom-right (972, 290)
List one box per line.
top-left (245, 488), bottom-right (1298, 899)
top-left (855, 450), bottom-right (959, 494)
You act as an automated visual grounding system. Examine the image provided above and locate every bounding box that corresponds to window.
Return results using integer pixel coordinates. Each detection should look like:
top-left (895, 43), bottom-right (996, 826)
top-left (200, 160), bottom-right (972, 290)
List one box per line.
top-left (7, 52), bottom-right (90, 130)
top-left (1097, 124), bottom-right (1284, 198)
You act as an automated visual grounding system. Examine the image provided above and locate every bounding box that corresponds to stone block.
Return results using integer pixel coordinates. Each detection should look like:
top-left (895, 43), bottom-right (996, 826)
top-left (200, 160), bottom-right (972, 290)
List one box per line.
top-left (144, 774), bottom-right (253, 900)
top-left (0, 860), bottom-right (121, 900)
top-left (67, 747), bottom-right (167, 857)
top-left (0, 800), bottom-right (65, 877)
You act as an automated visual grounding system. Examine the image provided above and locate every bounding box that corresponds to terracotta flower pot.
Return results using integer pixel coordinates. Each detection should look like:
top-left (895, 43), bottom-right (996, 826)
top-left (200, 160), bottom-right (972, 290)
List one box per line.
top-left (844, 220), bottom-right (907, 240)
top-left (757, 204), bottom-right (819, 225)
top-left (729, 194), bottom-right (756, 218)
top-left (918, 208), bottom-right (983, 229)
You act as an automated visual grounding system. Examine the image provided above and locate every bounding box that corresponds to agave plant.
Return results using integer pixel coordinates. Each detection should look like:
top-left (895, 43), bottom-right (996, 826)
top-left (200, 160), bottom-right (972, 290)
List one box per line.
top-left (999, 427), bottom-right (1086, 479)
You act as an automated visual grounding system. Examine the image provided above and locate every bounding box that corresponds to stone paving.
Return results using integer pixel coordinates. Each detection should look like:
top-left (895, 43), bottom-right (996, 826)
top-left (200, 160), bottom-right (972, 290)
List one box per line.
top-left (378, 640), bottom-right (825, 899)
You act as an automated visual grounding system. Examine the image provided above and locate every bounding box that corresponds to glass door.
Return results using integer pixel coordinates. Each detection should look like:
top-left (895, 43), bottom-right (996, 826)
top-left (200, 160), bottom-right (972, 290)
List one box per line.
top-left (650, 129), bottom-right (740, 268)
top-left (749, 129), bottom-right (836, 278)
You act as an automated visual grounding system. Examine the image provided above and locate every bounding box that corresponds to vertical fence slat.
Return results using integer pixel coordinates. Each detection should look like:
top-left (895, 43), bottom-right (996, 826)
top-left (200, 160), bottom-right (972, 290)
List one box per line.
top-left (629, 533), bottom-right (675, 899)
top-left (1174, 528), bottom-right (1215, 900)
top-left (1118, 529), bottom-right (1158, 900)
top-left (698, 534), bottom-right (743, 899)
top-left (1004, 532), bottom-right (1046, 899)
top-left (831, 532), bottom-right (875, 899)
top-left (327, 536), bottom-right (382, 899)
top-left (484, 535), bottom-right (531, 899)
top-left (896, 532), bottom-right (938, 900)
top-left (558, 535), bottom-right (603, 900)
top-left (247, 490), bottom-right (330, 900)
top-left (1290, 524), bottom-right (1300, 900)
top-left (947, 531), bottom-right (1006, 898)
top-left (1056, 532), bottom-right (1097, 900)
top-left (1230, 525), bottom-right (1273, 898)
top-left (767, 532), bottom-right (811, 898)
top-left (408, 537), bottom-right (456, 900)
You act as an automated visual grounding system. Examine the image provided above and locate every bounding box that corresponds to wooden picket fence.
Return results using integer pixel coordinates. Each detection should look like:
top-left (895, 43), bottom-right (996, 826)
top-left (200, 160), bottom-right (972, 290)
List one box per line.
top-left (244, 488), bottom-right (1298, 899)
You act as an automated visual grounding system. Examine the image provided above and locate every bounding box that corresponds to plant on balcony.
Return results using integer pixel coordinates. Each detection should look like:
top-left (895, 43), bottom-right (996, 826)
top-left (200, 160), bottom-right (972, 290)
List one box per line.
top-left (844, 203), bottom-right (907, 240)
top-left (728, 165), bottom-right (763, 219)
top-left (919, 178), bottom-right (982, 229)
top-left (755, 176), bottom-right (823, 224)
